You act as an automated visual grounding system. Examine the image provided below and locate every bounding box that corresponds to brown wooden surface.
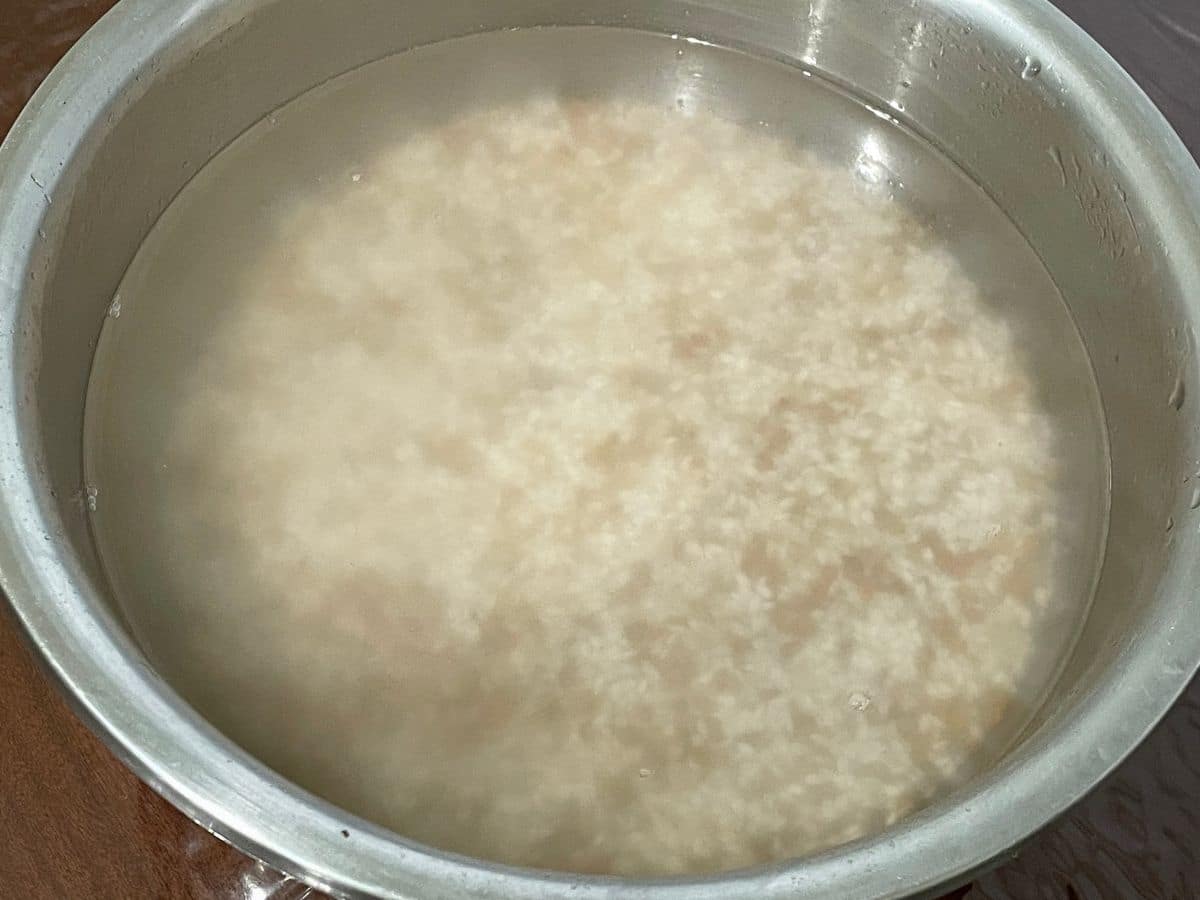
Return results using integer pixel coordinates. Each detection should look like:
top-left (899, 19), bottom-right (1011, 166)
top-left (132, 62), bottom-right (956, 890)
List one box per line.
top-left (1, 1), bottom-right (1198, 898)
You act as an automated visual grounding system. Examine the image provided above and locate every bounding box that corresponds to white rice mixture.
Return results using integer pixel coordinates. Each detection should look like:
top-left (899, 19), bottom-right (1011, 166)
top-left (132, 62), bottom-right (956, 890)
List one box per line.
top-left (97, 98), bottom-right (1065, 875)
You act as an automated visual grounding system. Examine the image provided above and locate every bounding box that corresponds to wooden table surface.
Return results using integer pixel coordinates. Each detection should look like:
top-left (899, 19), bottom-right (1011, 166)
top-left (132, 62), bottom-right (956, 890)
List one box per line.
top-left (1, 2), bottom-right (1198, 898)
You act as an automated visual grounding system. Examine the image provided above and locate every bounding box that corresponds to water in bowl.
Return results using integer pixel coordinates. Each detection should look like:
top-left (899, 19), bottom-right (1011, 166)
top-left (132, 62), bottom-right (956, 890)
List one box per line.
top-left (83, 26), bottom-right (1107, 877)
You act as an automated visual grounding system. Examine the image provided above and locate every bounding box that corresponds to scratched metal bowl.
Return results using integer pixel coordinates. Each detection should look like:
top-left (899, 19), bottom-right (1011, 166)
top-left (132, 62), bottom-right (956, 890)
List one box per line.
top-left (2, 0), bottom-right (1200, 897)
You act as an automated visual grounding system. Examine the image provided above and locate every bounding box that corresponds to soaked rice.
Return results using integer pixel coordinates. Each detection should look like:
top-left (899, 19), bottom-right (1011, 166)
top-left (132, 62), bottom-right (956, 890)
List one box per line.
top-left (89, 97), bottom-right (1069, 876)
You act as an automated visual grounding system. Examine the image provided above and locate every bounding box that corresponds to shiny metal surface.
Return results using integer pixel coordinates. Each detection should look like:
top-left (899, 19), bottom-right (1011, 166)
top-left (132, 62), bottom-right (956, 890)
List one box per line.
top-left (0, 1), bottom-right (1198, 899)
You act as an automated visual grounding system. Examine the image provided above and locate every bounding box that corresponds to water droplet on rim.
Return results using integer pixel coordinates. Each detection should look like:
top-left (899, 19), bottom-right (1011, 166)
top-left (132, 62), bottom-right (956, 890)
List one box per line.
top-left (1169, 375), bottom-right (1186, 411)
top-left (1021, 56), bottom-right (1042, 79)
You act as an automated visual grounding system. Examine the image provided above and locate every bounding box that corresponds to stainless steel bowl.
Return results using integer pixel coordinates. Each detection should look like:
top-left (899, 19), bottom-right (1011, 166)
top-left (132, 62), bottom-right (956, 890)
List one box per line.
top-left (2, 1), bottom-right (1199, 897)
